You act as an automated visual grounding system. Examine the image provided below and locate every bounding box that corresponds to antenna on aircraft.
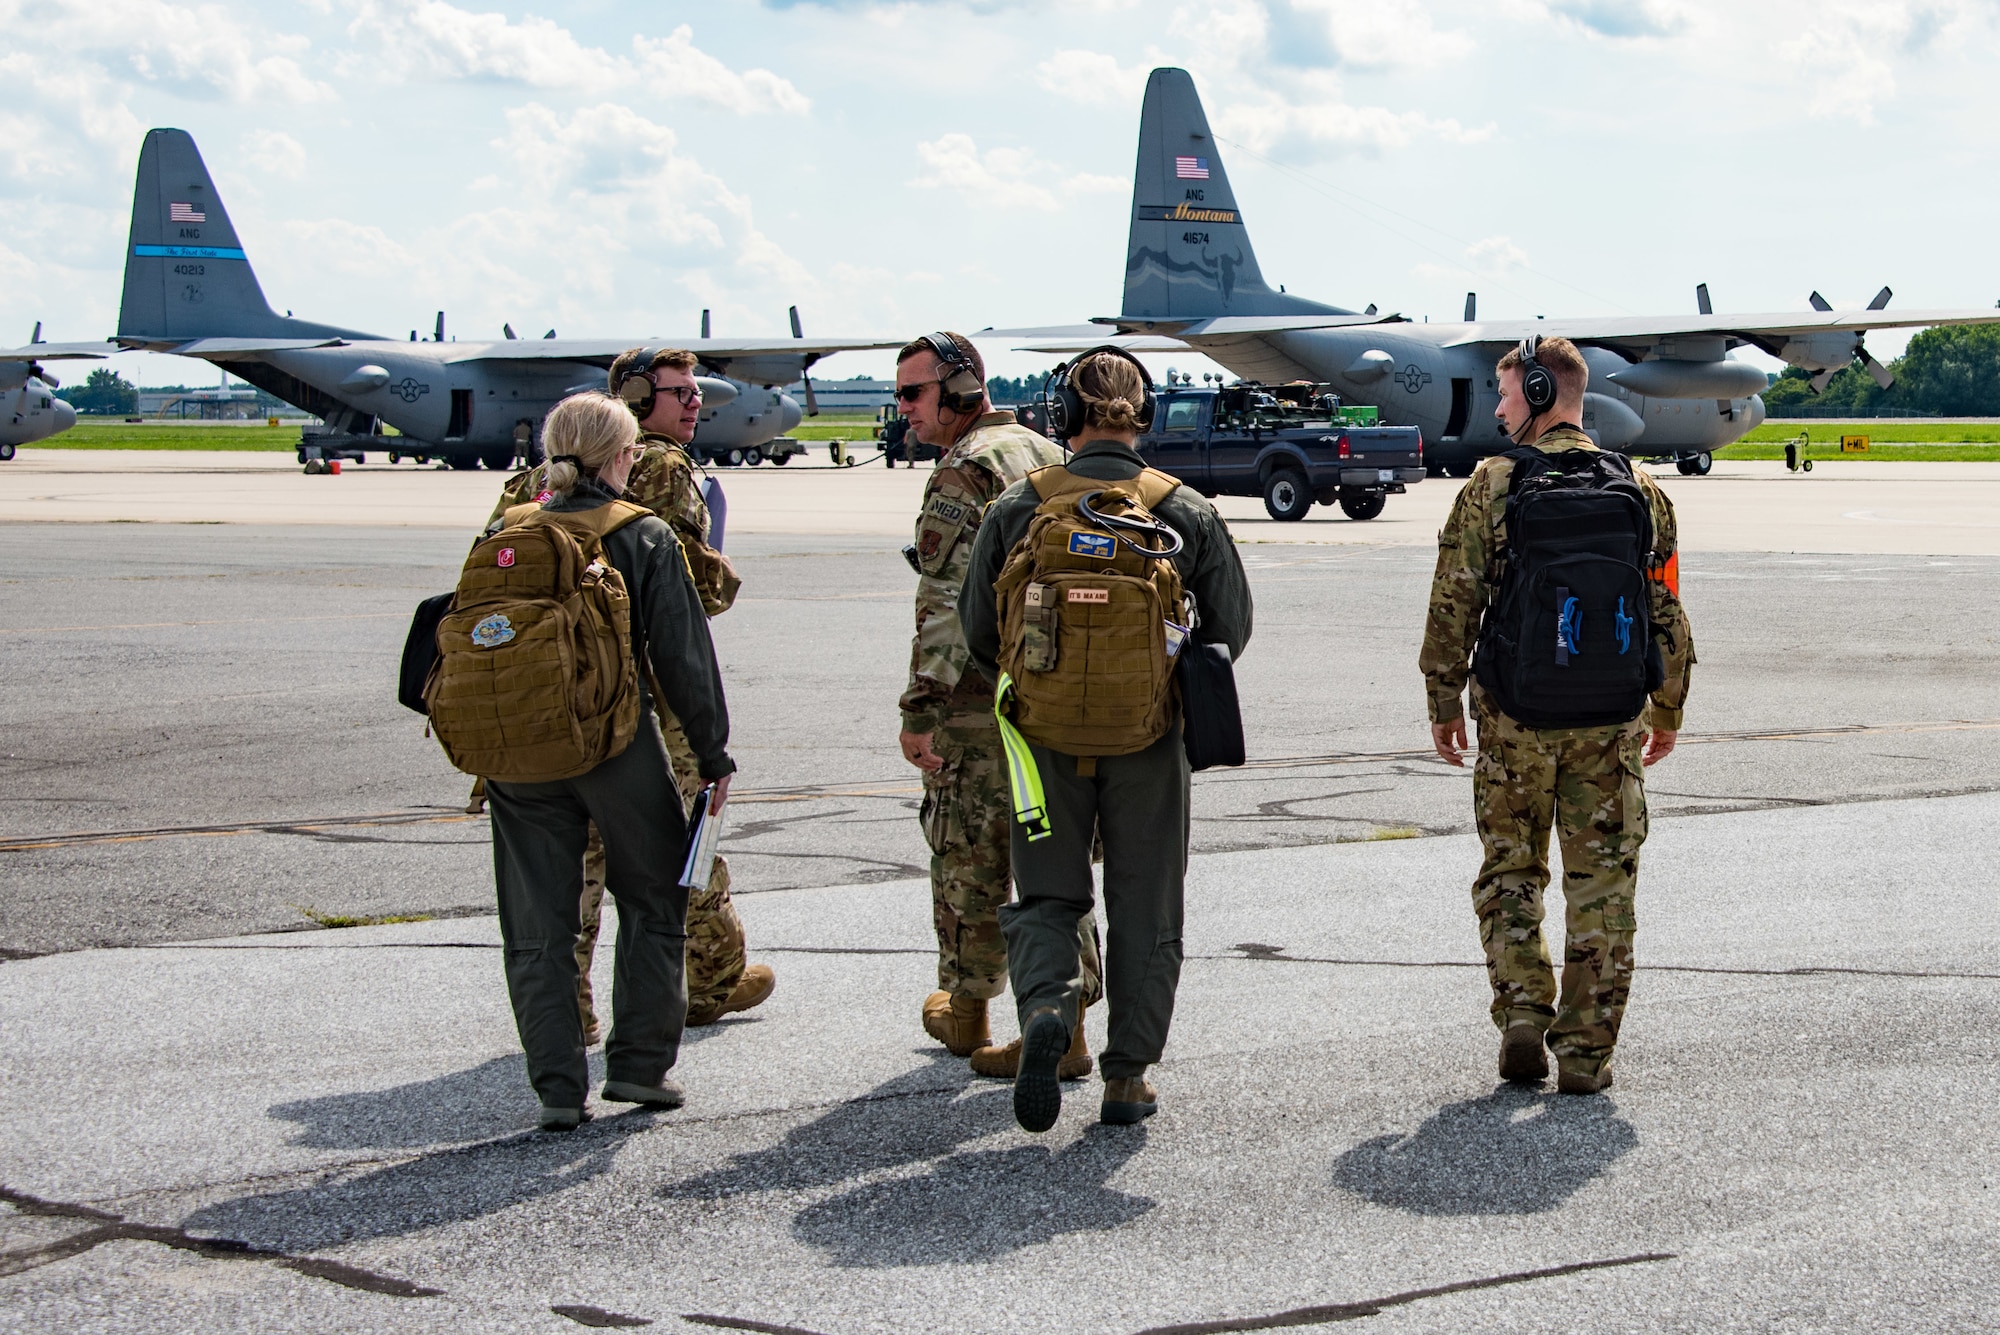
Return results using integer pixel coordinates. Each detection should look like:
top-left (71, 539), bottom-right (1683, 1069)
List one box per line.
top-left (503, 323), bottom-right (518, 340)
top-left (701, 309), bottom-right (711, 340)
top-left (1464, 293), bottom-right (1477, 322)
top-left (789, 305), bottom-right (818, 416)
top-left (1696, 283), bottom-right (1712, 315)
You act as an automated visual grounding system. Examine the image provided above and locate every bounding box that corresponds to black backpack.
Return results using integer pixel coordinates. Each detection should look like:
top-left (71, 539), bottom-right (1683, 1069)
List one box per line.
top-left (1473, 448), bottom-right (1664, 728)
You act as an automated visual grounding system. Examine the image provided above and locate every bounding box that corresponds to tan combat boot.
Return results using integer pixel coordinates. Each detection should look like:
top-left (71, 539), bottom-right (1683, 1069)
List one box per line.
top-left (970, 1008), bottom-right (1094, 1081)
top-left (1498, 1023), bottom-right (1549, 1084)
top-left (1556, 1054), bottom-right (1614, 1095)
top-left (1100, 1075), bottom-right (1158, 1125)
top-left (922, 990), bottom-right (990, 1056)
top-left (686, 963), bottom-right (776, 1027)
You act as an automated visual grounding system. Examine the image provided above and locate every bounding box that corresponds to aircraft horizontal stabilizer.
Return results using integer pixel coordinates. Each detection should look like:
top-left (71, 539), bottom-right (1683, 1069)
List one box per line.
top-left (0, 342), bottom-right (112, 360)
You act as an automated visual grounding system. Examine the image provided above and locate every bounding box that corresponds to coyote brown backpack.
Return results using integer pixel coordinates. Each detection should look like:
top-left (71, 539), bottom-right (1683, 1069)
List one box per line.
top-left (995, 465), bottom-right (1187, 756)
top-left (424, 500), bottom-right (650, 783)
top-left (1473, 448), bottom-right (1665, 728)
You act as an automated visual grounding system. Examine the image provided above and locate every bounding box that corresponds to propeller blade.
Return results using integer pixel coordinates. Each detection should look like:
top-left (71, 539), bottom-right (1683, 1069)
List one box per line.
top-left (700, 309), bottom-right (710, 340)
top-left (1859, 348), bottom-right (1895, 389)
top-left (789, 305), bottom-right (804, 339)
top-left (1808, 291), bottom-right (1833, 313)
top-left (1463, 292), bottom-right (1476, 322)
top-left (1868, 286), bottom-right (1893, 311)
top-left (1364, 303), bottom-right (1378, 316)
top-left (1696, 282), bottom-right (1712, 315)
top-left (802, 374), bottom-right (818, 417)
top-left (434, 311), bottom-right (445, 341)
top-left (542, 329), bottom-right (556, 339)
top-left (34, 364), bottom-right (57, 389)
top-left (30, 320), bottom-right (41, 343)
top-left (1809, 366), bottom-right (1837, 393)
top-left (502, 323), bottom-right (517, 340)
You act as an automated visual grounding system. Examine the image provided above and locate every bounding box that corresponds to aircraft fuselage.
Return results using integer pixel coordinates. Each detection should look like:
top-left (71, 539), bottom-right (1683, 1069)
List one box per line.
top-left (0, 371), bottom-right (79, 450)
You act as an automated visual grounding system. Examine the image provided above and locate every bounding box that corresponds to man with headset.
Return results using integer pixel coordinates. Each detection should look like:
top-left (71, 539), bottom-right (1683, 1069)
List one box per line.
top-left (894, 331), bottom-right (1103, 1080)
top-left (1420, 335), bottom-right (1694, 1095)
top-left (485, 347), bottom-right (774, 1042)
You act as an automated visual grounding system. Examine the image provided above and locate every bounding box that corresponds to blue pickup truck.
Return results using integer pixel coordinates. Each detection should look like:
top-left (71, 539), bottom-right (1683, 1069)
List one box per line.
top-left (1132, 382), bottom-right (1427, 521)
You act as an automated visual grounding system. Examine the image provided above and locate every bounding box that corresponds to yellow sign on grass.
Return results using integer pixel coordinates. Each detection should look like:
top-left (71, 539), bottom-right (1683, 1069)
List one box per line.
top-left (1841, 434), bottom-right (1870, 453)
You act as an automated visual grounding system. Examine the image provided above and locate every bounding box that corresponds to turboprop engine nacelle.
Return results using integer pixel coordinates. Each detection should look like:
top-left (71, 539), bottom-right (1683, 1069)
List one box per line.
top-left (1581, 392), bottom-right (1645, 448)
top-left (1605, 358), bottom-right (1768, 400)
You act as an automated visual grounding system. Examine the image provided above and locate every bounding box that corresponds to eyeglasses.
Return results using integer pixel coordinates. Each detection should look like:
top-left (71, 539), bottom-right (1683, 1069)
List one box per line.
top-left (663, 384), bottom-right (702, 406)
top-left (893, 383), bottom-right (930, 404)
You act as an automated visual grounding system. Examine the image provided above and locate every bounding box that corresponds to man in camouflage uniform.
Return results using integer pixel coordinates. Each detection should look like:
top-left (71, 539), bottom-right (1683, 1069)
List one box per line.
top-left (1419, 336), bottom-right (1694, 1096)
top-left (894, 332), bottom-right (1102, 1080)
top-left (483, 348), bottom-right (771, 1043)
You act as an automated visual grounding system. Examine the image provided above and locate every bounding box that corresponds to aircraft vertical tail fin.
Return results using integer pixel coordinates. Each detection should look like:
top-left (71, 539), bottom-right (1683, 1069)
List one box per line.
top-left (1121, 69), bottom-right (1349, 323)
top-left (117, 129), bottom-right (369, 343)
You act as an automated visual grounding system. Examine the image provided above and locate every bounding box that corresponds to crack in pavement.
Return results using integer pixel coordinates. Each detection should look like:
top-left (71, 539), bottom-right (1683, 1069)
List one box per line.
top-left (0, 1185), bottom-right (442, 1297)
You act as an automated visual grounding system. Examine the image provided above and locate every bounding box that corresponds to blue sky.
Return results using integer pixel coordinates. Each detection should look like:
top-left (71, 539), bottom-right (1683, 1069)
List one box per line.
top-left (5, 0), bottom-right (1997, 386)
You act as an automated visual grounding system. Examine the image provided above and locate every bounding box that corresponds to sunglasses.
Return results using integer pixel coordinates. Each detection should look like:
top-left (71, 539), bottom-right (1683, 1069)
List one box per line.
top-left (893, 383), bottom-right (931, 405)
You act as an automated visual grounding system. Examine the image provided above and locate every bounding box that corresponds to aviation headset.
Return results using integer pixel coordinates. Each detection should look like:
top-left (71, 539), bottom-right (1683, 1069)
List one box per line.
top-left (614, 346), bottom-right (670, 419)
top-left (1041, 344), bottom-right (1158, 443)
top-left (1517, 335), bottom-right (1558, 414)
top-left (916, 332), bottom-right (987, 416)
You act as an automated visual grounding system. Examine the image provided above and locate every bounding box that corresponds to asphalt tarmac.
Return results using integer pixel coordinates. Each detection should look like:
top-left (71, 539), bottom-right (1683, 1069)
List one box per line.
top-left (2, 460), bottom-right (1999, 1331)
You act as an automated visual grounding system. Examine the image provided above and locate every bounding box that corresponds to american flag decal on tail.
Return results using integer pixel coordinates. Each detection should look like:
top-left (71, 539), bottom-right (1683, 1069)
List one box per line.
top-left (169, 202), bottom-right (206, 223)
top-left (1174, 156), bottom-right (1209, 180)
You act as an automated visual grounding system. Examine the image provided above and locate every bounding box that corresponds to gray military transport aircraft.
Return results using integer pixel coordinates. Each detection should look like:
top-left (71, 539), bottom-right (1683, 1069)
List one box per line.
top-left (1006, 68), bottom-right (2000, 476)
top-left (0, 324), bottom-right (107, 456)
top-left (112, 129), bottom-right (900, 470)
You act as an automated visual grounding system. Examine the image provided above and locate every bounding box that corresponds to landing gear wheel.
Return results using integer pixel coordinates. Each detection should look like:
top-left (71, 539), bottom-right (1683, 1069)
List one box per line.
top-left (414, 454), bottom-right (431, 466)
top-left (388, 450), bottom-right (402, 464)
top-left (1675, 457), bottom-right (1694, 475)
top-left (1691, 451), bottom-right (1713, 475)
top-left (770, 450), bottom-right (790, 465)
top-left (723, 448), bottom-right (745, 467)
top-left (1262, 469), bottom-right (1313, 522)
top-left (1338, 489), bottom-right (1387, 521)
top-left (745, 447), bottom-right (764, 466)
top-left (0, 443), bottom-right (14, 461)
top-left (480, 446), bottom-right (516, 471)
top-left (448, 455), bottom-right (481, 471)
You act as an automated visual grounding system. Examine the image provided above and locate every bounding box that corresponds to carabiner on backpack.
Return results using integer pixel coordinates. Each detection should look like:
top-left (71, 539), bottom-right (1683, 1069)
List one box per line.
top-left (1077, 491), bottom-right (1184, 558)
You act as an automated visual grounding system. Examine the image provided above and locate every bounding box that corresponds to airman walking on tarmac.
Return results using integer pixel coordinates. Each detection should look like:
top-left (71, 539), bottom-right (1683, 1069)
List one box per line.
top-left (1420, 335), bottom-right (1695, 1095)
top-left (894, 332), bottom-right (1104, 1080)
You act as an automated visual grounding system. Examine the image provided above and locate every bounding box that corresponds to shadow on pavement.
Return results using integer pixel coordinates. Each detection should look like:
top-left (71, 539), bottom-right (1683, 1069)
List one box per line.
top-left (662, 1052), bottom-right (998, 1201)
top-left (266, 1055), bottom-right (552, 1149)
top-left (1330, 1086), bottom-right (1637, 1215)
top-left (793, 1122), bottom-right (1155, 1267)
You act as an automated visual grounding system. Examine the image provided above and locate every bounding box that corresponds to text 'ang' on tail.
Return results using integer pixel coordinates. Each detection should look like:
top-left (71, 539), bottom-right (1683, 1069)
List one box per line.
top-left (1121, 68), bottom-right (1349, 324)
top-left (117, 128), bottom-right (376, 345)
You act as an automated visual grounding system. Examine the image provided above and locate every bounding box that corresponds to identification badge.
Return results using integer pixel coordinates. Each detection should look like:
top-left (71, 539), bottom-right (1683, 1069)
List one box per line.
top-left (1164, 620), bottom-right (1189, 658)
top-left (1067, 532), bottom-right (1116, 559)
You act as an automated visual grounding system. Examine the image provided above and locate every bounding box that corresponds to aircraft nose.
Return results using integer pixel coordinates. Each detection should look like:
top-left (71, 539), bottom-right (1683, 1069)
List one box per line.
top-left (52, 398), bottom-right (76, 432)
top-left (777, 393), bottom-right (803, 434)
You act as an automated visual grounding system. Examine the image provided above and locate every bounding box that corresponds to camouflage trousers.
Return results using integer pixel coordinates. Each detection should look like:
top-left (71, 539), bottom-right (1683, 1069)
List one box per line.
top-left (923, 714), bottom-right (1102, 1006)
top-left (575, 703), bottom-right (745, 1034)
top-left (1470, 685), bottom-right (1647, 1072)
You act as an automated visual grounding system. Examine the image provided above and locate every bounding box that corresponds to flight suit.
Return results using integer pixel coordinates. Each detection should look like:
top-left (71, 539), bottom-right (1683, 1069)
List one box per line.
top-left (1419, 425), bottom-right (1695, 1076)
top-left (901, 410), bottom-right (1105, 1009)
top-left (960, 439), bottom-right (1255, 1082)
top-left (488, 435), bottom-right (750, 1030)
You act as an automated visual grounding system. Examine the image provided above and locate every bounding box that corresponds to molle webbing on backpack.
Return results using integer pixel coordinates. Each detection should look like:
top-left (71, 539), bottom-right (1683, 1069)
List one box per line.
top-left (993, 464), bottom-right (1185, 758)
top-left (424, 501), bottom-right (649, 783)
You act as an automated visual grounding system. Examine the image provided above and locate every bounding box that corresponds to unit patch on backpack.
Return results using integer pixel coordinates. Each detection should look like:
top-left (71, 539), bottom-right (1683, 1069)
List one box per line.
top-left (1067, 531), bottom-right (1116, 559)
top-left (470, 613), bottom-right (515, 648)
top-left (497, 547), bottom-right (515, 568)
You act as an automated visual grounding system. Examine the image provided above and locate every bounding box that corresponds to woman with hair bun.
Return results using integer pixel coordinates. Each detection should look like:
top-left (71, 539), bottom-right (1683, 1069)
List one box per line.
top-left (482, 391), bottom-right (735, 1131)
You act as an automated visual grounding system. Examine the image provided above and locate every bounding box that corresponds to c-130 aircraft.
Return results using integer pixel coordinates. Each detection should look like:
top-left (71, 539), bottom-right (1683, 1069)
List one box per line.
top-left (112, 129), bottom-right (899, 470)
top-left (1012, 68), bottom-right (2000, 476)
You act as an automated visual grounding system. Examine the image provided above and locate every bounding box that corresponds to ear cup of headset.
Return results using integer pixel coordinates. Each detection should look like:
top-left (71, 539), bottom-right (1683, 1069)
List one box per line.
top-left (1518, 337), bottom-right (1557, 413)
top-left (1054, 345), bottom-right (1157, 434)
top-left (615, 345), bottom-right (665, 419)
top-left (921, 332), bottom-right (986, 415)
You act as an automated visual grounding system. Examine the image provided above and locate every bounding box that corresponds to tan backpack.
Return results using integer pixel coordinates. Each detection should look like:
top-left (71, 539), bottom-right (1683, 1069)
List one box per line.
top-left (424, 501), bottom-right (650, 783)
top-left (994, 465), bottom-right (1187, 757)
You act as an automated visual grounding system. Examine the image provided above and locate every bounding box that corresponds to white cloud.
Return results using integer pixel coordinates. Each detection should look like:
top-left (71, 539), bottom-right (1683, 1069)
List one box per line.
top-left (910, 133), bottom-right (1061, 211)
top-left (1544, 0), bottom-right (1687, 39)
top-left (1216, 94), bottom-right (1493, 155)
top-left (17, 0), bottom-right (334, 104)
top-left (1465, 235), bottom-right (1528, 271)
top-left (243, 130), bottom-right (307, 181)
top-left (341, 3), bottom-right (807, 113)
top-left (1034, 49), bottom-right (1150, 103)
top-left (634, 27), bottom-right (810, 115)
top-left (1286, 0), bottom-right (1476, 69)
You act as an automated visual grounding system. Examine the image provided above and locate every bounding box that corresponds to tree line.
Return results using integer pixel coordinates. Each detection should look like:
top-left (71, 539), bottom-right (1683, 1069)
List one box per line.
top-left (1761, 323), bottom-right (2000, 416)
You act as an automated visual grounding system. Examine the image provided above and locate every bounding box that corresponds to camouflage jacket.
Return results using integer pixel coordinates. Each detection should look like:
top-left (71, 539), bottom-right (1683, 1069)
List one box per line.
top-left (899, 411), bottom-right (1065, 733)
top-left (1418, 425), bottom-right (1695, 730)
top-left (488, 433), bottom-right (710, 547)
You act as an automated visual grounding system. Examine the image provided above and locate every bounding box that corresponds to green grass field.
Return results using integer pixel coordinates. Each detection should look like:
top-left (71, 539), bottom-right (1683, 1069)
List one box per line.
top-left (44, 421), bottom-right (307, 451)
top-left (1725, 423), bottom-right (2000, 461)
top-left (789, 416), bottom-right (879, 442)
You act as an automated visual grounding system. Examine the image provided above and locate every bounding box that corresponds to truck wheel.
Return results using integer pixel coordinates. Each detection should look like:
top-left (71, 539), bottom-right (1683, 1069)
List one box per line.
top-left (1338, 489), bottom-right (1387, 521)
top-left (1262, 469), bottom-right (1313, 522)
top-left (1691, 451), bottom-right (1713, 475)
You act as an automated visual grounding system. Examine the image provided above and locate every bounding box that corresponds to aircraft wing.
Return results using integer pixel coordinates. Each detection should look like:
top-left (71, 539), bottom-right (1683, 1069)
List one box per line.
top-left (0, 342), bottom-right (114, 359)
top-left (445, 337), bottom-right (905, 366)
top-left (120, 336), bottom-right (355, 357)
top-left (1435, 309), bottom-right (2000, 352)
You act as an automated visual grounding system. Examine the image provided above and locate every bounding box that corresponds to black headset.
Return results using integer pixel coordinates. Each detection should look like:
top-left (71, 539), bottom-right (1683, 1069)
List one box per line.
top-left (1518, 336), bottom-right (1557, 414)
top-left (1041, 344), bottom-right (1158, 443)
top-left (614, 346), bottom-right (668, 419)
top-left (918, 331), bottom-right (987, 415)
